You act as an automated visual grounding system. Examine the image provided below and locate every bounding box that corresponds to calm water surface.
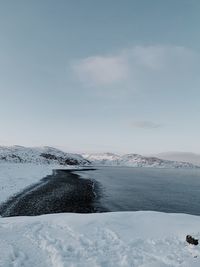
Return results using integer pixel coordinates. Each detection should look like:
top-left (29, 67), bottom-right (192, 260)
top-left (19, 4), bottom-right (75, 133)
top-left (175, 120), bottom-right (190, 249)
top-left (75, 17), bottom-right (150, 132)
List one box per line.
top-left (77, 167), bottom-right (200, 215)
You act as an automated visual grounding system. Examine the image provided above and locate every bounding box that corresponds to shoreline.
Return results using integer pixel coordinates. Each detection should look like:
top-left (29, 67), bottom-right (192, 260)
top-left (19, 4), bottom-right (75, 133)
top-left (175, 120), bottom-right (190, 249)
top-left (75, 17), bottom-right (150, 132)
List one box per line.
top-left (0, 168), bottom-right (100, 217)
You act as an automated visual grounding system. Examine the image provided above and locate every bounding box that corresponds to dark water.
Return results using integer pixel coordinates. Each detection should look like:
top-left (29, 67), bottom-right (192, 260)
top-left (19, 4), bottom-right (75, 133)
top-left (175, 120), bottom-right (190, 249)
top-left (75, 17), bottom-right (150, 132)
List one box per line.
top-left (77, 167), bottom-right (200, 216)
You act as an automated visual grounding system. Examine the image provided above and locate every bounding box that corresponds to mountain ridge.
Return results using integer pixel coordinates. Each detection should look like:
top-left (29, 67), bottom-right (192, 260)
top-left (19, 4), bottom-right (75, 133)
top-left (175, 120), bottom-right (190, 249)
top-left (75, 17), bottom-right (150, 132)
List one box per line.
top-left (82, 152), bottom-right (199, 168)
top-left (0, 145), bottom-right (90, 166)
top-left (0, 146), bottom-right (199, 168)
top-left (155, 152), bottom-right (200, 166)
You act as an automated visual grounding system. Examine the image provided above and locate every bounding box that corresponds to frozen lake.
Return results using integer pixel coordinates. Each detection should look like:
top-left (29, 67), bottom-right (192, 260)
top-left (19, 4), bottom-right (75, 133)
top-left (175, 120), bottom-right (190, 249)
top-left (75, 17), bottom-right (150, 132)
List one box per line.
top-left (77, 167), bottom-right (200, 216)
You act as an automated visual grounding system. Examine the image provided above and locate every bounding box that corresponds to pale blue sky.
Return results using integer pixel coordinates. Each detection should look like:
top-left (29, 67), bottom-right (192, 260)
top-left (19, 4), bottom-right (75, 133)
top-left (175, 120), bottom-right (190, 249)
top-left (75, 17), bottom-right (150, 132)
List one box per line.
top-left (0, 0), bottom-right (200, 154)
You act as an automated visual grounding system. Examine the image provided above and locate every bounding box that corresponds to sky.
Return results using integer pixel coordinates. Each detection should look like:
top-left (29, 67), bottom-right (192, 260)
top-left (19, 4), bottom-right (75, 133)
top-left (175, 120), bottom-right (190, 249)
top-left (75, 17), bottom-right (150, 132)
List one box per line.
top-left (0, 0), bottom-right (200, 154)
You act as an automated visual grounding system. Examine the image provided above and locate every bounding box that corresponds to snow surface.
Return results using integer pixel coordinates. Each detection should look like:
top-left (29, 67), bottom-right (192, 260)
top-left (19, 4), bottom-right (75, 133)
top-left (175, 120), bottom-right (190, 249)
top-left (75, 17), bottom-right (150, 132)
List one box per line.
top-left (0, 145), bottom-right (90, 165)
top-left (0, 145), bottom-right (197, 168)
top-left (0, 163), bottom-right (76, 203)
top-left (1, 211), bottom-right (200, 267)
top-left (82, 152), bottom-right (198, 168)
top-left (0, 146), bottom-right (90, 203)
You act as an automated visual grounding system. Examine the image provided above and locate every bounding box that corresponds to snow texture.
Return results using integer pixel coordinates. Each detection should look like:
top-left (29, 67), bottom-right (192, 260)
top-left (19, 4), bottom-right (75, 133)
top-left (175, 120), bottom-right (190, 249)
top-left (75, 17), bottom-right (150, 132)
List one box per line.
top-left (0, 163), bottom-right (62, 203)
top-left (0, 145), bottom-right (90, 165)
top-left (0, 145), bottom-right (197, 168)
top-left (0, 211), bottom-right (200, 267)
top-left (82, 152), bottom-right (198, 168)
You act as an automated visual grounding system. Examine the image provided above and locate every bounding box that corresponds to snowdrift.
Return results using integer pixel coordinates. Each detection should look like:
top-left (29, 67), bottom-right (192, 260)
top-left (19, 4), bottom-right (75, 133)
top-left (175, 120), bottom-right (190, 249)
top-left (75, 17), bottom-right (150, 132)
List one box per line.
top-left (1, 211), bottom-right (200, 267)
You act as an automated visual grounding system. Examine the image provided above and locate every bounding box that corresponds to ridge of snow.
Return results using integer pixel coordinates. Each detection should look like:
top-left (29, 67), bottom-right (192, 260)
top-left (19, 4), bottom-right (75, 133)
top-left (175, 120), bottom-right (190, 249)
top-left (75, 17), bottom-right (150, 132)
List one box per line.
top-left (0, 145), bottom-right (90, 166)
top-left (82, 152), bottom-right (198, 168)
top-left (0, 146), bottom-right (198, 168)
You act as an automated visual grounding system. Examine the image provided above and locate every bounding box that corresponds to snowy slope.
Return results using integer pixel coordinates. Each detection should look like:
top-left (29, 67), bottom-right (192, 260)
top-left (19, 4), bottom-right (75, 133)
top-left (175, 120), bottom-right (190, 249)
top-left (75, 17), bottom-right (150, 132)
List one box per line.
top-left (0, 146), bottom-right (196, 168)
top-left (82, 153), bottom-right (121, 166)
top-left (0, 163), bottom-right (66, 203)
top-left (1, 211), bottom-right (200, 267)
top-left (0, 146), bottom-right (90, 166)
top-left (156, 152), bottom-right (200, 166)
top-left (82, 153), bottom-right (198, 168)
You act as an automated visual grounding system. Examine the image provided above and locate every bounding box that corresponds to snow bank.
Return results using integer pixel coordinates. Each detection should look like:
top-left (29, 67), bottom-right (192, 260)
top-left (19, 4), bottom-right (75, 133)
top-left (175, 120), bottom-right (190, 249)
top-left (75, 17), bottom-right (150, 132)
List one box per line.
top-left (0, 211), bottom-right (200, 267)
top-left (0, 163), bottom-right (63, 203)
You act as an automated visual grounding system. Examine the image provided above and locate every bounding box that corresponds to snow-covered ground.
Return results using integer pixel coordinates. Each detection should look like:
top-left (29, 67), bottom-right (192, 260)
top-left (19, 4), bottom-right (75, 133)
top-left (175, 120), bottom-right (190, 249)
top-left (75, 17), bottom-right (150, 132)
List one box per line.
top-left (1, 211), bottom-right (200, 267)
top-left (0, 163), bottom-right (77, 203)
top-left (0, 163), bottom-right (52, 203)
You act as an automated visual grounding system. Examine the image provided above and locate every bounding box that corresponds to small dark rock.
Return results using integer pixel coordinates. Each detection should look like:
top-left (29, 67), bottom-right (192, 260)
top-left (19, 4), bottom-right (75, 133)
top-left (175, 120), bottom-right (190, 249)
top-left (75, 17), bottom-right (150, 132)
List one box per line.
top-left (186, 235), bottom-right (198, 245)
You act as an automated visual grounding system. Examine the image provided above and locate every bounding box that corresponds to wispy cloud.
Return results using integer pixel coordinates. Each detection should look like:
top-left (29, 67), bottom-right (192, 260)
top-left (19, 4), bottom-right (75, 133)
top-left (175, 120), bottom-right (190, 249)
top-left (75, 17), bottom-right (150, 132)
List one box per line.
top-left (71, 55), bottom-right (129, 86)
top-left (71, 45), bottom-right (197, 87)
top-left (132, 121), bottom-right (162, 129)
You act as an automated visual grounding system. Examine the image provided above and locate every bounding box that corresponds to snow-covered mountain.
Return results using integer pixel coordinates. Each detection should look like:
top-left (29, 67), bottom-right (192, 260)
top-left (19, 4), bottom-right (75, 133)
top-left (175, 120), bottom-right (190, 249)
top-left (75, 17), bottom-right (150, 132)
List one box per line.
top-left (156, 152), bottom-right (200, 166)
top-left (0, 146), bottom-right (198, 168)
top-left (82, 152), bottom-right (198, 168)
top-left (0, 146), bottom-right (90, 166)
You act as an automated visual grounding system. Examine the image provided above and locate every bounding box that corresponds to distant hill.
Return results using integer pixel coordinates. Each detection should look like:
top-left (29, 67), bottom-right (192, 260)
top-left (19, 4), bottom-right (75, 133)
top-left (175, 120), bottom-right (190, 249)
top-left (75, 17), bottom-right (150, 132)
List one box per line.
top-left (0, 146), bottom-right (90, 166)
top-left (82, 152), bottom-right (198, 168)
top-left (0, 146), bottom-right (198, 168)
top-left (156, 152), bottom-right (200, 166)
